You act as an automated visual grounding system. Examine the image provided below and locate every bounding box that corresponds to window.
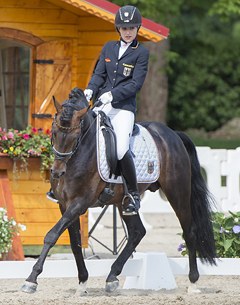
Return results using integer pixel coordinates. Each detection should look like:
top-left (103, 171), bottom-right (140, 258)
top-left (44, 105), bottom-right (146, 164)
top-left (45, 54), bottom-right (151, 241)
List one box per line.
top-left (0, 41), bottom-right (30, 130)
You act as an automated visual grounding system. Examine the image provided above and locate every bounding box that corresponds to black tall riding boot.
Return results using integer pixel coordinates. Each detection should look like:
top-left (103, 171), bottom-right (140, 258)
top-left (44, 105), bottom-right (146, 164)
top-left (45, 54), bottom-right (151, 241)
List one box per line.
top-left (119, 150), bottom-right (140, 216)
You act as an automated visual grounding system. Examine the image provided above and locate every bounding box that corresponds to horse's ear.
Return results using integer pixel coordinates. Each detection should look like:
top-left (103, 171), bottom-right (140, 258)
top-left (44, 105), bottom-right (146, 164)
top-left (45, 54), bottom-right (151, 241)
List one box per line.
top-left (53, 96), bottom-right (62, 113)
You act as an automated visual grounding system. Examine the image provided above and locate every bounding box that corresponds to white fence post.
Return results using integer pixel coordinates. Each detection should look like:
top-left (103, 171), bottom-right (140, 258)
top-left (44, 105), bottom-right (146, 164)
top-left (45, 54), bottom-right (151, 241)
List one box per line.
top-left (197, 147), bottom-right (228, 211)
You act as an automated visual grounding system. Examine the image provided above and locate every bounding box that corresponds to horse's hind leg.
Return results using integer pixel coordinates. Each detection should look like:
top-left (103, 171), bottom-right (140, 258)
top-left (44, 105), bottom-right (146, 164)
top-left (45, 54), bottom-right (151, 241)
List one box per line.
top-left (166, 189), bottom-right (199, 284)
top-left (105, 212), bottom-right (146, 292)
top-left (176, 208), bottom-right (199, 283)
top-left (68, 218), bottom-right (88, 294)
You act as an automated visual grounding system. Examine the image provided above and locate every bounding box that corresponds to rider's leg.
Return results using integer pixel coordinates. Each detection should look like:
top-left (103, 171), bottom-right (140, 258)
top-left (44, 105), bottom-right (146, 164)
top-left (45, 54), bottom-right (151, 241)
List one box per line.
top-left (108, 107), bottom-right (139, 215)
top-left (119, 150), bottom-right (140, 215)
top-left (94, 103), bottom-right (140, 215)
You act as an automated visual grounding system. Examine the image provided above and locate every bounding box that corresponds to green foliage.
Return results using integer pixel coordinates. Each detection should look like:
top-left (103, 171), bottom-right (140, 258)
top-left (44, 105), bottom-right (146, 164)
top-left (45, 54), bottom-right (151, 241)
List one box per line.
top-left (179, 211), bottom-right (240, 258)
top-left (212, 212), bottom-right (240, 257)
top-left (167, 1), bottom-right (240, 131)
top-left (188, 136), bottom-right (240, 149)
top-left (209, 0), bottom-right (240, 20)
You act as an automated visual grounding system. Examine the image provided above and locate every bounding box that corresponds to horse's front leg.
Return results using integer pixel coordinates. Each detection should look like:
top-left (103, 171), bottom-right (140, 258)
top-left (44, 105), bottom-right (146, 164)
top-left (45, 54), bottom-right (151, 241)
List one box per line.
top-left (68, 218), bottom-right (88, 295)
top-left (105, 213), bottom-right (146, 292)
top-left (21, 203), bottom-right (85, 293)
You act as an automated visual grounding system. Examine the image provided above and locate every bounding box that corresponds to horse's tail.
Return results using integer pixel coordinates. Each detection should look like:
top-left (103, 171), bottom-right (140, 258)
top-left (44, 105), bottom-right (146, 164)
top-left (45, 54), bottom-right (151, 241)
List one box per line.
top-left (176, 131), bottom-right (216, 265)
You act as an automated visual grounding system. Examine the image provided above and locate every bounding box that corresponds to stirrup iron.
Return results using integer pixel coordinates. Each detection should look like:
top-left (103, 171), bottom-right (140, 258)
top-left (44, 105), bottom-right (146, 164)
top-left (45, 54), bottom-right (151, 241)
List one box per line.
top-left (122, 193), bottom-right (138, 216)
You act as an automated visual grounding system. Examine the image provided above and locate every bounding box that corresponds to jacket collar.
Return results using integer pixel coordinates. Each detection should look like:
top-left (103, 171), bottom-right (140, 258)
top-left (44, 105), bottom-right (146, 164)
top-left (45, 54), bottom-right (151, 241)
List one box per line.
top-left (114, 39), bottom-right (139, 59)
top-left (130, 39), bottom-right (139, 48)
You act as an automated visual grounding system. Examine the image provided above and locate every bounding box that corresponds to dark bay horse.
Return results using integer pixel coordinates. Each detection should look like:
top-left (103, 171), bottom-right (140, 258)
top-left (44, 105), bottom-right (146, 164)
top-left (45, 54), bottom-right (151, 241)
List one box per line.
top-left (21, 88), bottom-right (216, 294)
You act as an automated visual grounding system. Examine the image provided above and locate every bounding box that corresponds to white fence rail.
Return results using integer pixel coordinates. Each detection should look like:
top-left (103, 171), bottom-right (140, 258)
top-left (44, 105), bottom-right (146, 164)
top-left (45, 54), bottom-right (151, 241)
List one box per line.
top-left (141, 147), bottom-right (240, 213)
top-left (1, 253), bottom-right (240, 290)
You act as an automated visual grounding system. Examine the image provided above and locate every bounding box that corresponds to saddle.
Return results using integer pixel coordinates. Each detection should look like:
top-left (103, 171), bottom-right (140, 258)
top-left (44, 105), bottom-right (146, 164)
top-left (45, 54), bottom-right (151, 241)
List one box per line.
top-left (99, 111), bottom-right (120, 177)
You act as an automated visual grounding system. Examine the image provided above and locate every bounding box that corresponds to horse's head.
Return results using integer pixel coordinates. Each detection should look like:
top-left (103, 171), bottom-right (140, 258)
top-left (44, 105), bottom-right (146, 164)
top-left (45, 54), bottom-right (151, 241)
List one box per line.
top-left (51, 88), bottom-right (89, 179)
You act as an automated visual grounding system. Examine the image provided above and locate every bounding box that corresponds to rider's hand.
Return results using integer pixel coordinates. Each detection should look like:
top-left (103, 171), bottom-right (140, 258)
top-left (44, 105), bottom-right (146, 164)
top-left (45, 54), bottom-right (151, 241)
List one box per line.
top-left (84, 89), bottom-right (93, 102)
top-left (98, 91), bottom-right (113, 105)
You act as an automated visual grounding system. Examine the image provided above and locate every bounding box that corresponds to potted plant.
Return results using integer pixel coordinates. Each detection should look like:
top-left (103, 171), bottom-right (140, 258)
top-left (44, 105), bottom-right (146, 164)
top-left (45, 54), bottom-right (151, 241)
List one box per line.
top-left (0, 207), bottom-right (26, 260)
top-left (178, 211), bottom-right (240, 258)
top-left (0, 126), bottom-right (54, 175)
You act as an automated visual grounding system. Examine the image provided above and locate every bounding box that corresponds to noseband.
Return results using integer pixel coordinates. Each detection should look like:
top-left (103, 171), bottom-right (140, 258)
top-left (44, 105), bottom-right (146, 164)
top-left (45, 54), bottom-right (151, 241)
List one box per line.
top-left (51, 115), bottom-right (84, 161)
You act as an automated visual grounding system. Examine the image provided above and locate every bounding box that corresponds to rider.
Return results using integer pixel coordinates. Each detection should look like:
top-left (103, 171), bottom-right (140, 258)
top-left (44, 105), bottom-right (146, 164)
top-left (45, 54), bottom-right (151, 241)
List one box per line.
top-left (84, 5), bottom-right (149, 215)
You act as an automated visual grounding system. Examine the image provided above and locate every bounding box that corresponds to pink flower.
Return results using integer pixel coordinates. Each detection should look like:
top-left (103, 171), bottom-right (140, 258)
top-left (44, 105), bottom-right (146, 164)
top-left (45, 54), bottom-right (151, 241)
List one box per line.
top-left (23, 134), bottom-right (30, 140)
top-left (7, 132), bottom-right (14, 139)
top-left (2, 135), bottom-right (7, 140)
top-left (32, 128), bottom-right (38, 133)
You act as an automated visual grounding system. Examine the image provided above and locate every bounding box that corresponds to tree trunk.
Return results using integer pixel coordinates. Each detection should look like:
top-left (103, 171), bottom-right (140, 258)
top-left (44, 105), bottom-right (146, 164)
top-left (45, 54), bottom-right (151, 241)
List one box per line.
top-left (137, 39), bottom-right (169, 124)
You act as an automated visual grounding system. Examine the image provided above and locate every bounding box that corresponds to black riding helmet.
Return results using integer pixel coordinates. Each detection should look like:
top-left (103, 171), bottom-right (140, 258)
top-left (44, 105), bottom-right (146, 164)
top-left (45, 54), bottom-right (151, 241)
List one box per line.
top-left (115, 5), bottom-right (142, 29)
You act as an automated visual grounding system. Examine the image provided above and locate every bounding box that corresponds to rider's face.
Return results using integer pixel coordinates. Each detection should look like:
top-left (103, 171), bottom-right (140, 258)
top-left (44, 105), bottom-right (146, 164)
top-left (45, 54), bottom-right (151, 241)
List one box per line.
top-left (119, 27), bottom-right (138, 43)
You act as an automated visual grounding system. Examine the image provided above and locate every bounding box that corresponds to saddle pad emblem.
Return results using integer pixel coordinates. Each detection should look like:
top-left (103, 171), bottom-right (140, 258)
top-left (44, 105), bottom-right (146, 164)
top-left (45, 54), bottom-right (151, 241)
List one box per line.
top-left (96, 116), bottom-right (160, 184)
top-left (147, 161), bottom-right (155, 174)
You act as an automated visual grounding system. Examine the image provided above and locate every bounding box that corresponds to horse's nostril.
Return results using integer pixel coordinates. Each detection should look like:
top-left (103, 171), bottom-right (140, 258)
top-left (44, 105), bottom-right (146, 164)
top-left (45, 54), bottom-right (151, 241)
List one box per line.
top-left (59, 171), bottom-right (65, 177)
top-left (51, 170), bottom-right (65, 179)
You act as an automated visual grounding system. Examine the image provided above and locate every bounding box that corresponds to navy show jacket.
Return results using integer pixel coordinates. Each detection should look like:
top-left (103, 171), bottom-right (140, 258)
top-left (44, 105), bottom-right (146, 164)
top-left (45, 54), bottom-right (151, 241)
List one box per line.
top-left (87, 39), bottom-right (149, 114)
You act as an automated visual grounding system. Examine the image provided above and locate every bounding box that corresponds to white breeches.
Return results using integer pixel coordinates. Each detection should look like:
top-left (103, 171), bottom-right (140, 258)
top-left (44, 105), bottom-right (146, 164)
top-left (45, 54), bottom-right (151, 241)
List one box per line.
top-left (94, 103), bottom-right (134, 160)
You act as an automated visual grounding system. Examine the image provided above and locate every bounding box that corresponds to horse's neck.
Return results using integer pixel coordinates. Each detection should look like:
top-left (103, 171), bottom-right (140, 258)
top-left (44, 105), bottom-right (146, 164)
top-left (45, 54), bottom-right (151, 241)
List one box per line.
top-left (77, 110), bottom-right (97, 152)
top-left (66, 111), bottom-right (96, 175)
top-left (83, 110), bottom-right (96, 134)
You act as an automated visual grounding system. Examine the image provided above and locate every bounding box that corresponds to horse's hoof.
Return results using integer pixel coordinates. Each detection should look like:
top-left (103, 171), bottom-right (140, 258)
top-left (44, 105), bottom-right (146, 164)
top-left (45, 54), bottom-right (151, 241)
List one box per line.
top-left (105, 280), bottom-right (119, 293)
top-left (75, 281), bottom-right (88, 296)
top-left (21, 281), bottom-right (38, 294)
top-left (188, 283), bottom-right (201, 294)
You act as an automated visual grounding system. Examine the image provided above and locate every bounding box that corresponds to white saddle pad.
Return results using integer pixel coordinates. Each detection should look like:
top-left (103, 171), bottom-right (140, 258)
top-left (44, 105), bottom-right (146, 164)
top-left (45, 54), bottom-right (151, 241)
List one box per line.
top-left (96, 115), bottom-right (160, 184)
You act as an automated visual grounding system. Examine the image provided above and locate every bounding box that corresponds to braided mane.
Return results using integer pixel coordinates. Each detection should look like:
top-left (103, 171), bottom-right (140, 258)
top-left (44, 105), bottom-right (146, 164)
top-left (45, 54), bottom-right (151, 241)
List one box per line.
top-left (60, 88), bottom-right (88, 126)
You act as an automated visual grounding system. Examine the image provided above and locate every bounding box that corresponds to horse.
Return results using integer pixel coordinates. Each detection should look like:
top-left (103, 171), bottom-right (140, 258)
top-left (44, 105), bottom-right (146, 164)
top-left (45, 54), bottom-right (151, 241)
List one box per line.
top-left (21, 87), bottom-right (216, 294)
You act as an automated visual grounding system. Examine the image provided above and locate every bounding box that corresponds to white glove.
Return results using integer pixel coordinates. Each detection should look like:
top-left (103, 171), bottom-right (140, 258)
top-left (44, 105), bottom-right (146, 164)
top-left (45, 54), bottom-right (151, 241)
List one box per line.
top-left (84, 89), bottom-right (93, 102)
top-left (98, 91), bottom-right (113, 105)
